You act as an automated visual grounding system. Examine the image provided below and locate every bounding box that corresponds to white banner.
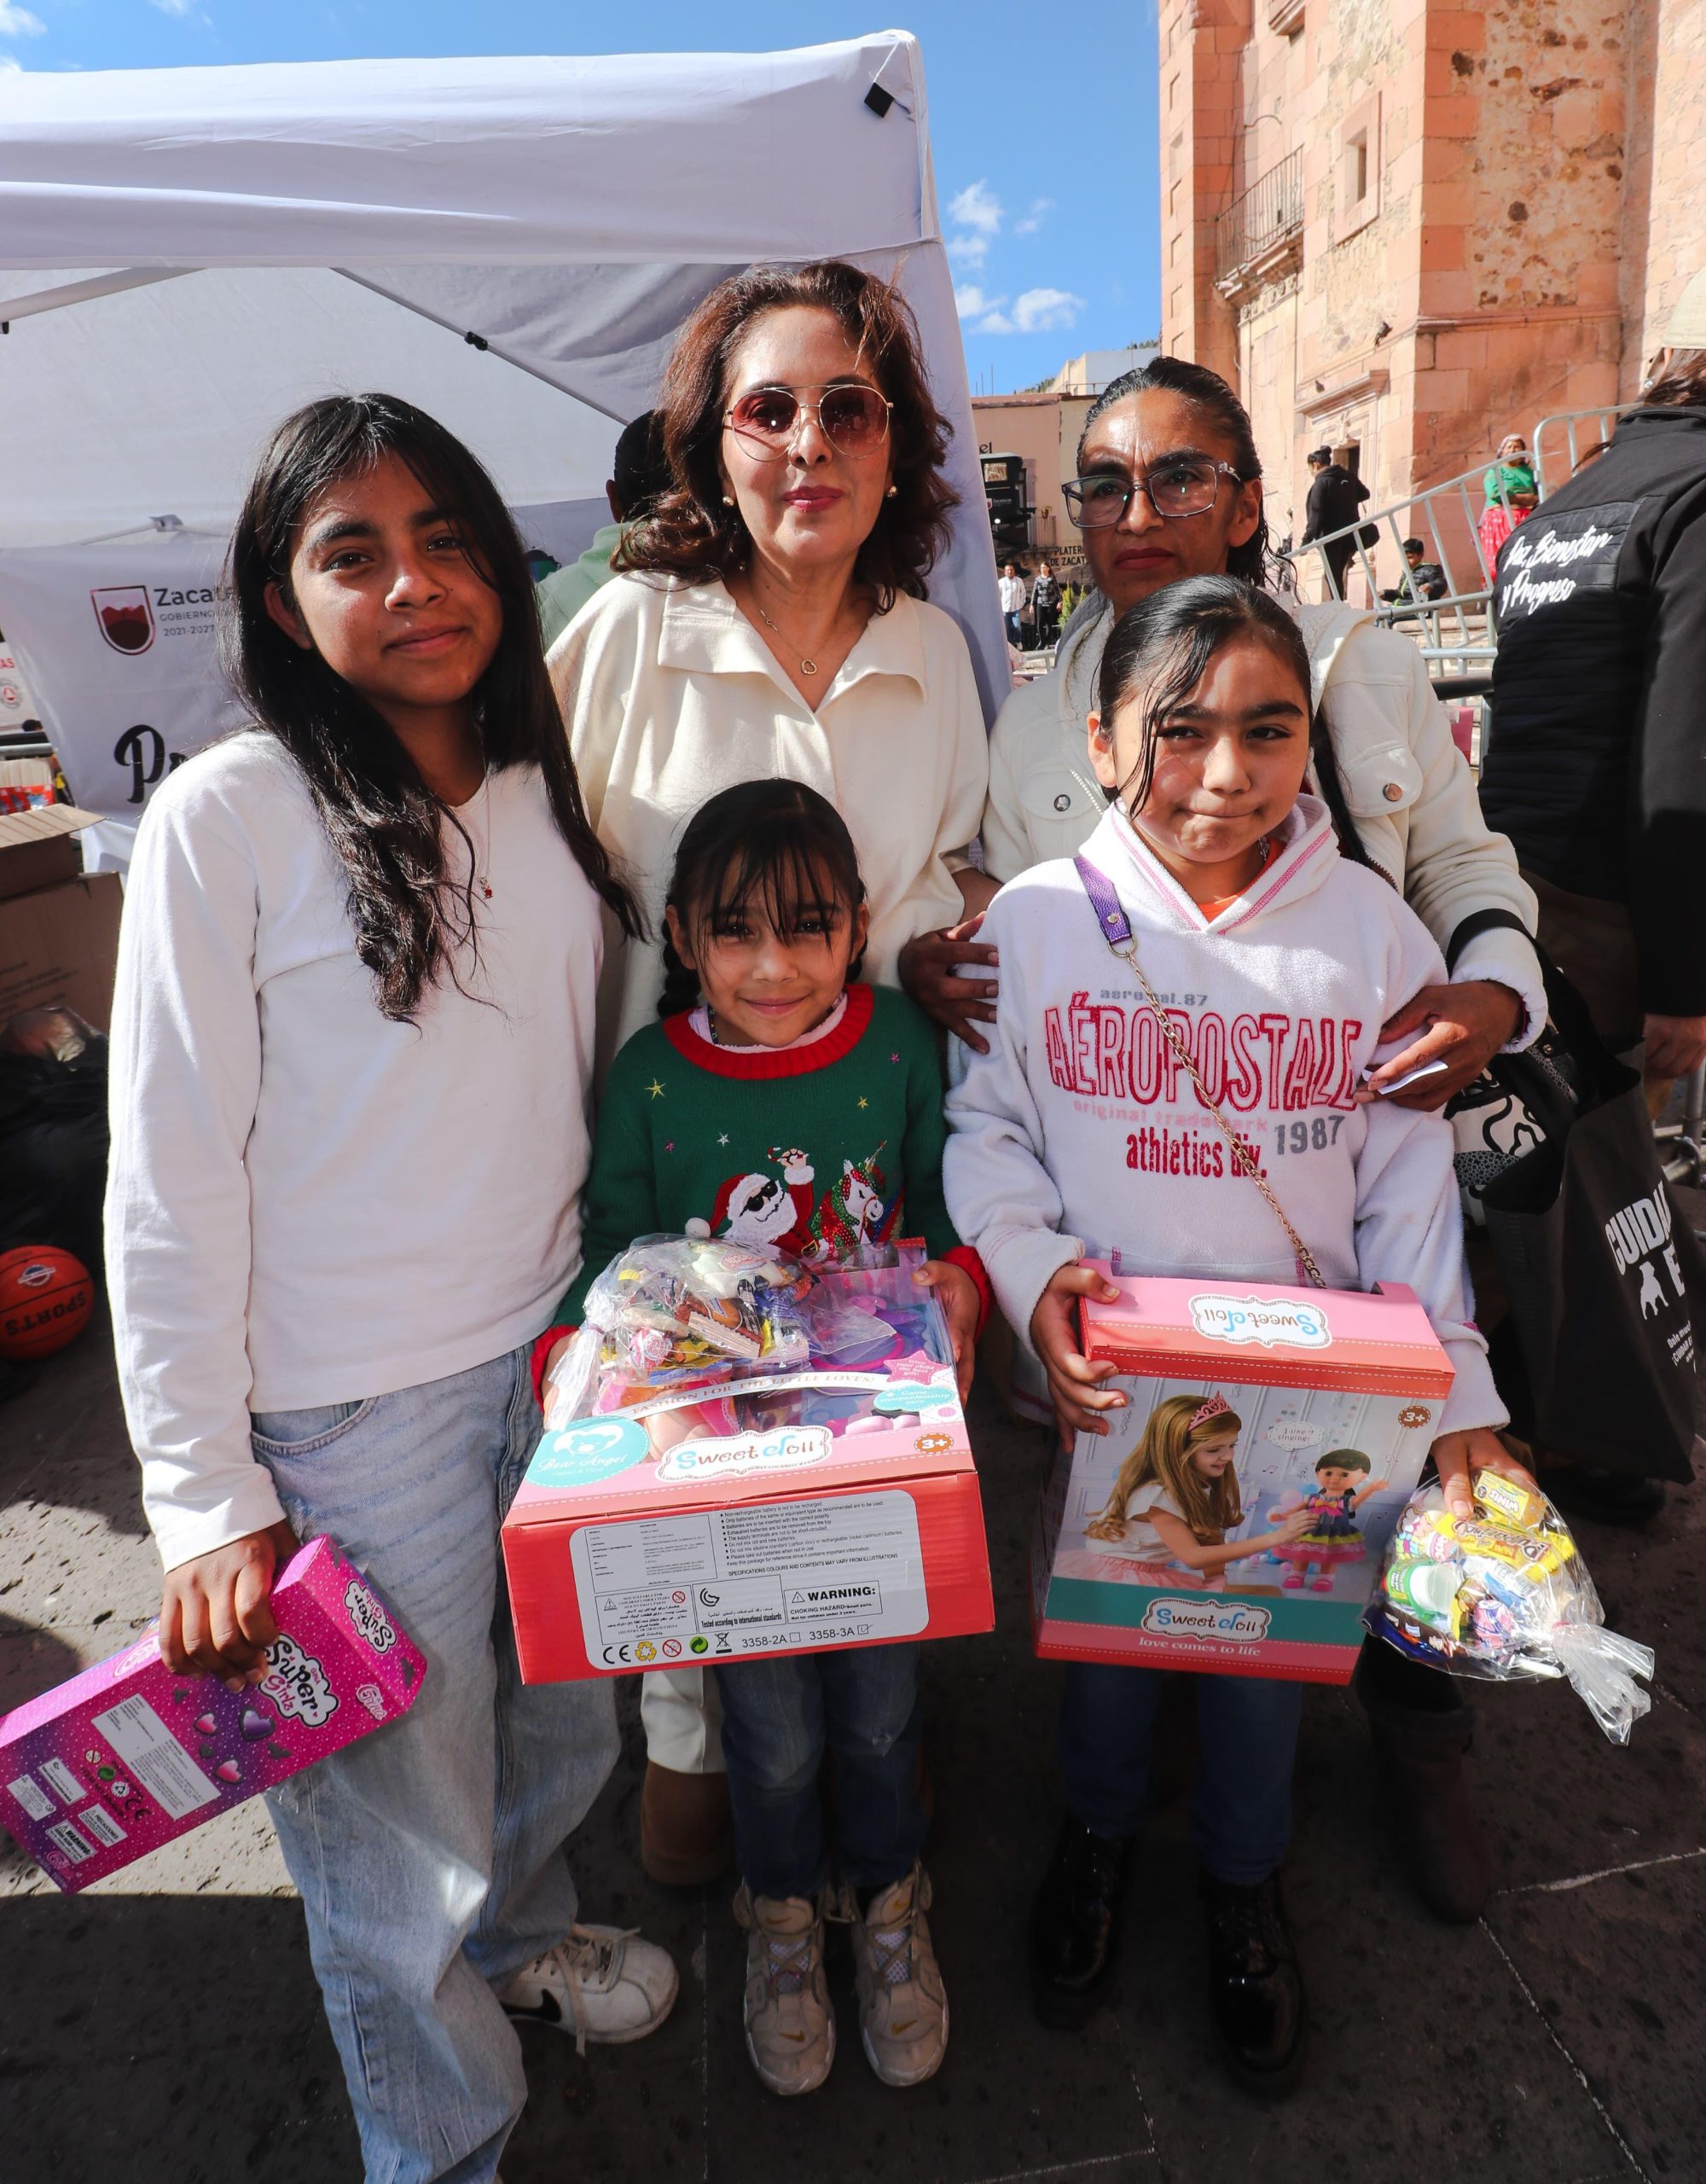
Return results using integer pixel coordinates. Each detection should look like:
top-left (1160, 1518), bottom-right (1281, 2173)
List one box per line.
top-left (0, 533), bottom-right (239, 835)
top-left (0, 505), bottom-right (612, 858)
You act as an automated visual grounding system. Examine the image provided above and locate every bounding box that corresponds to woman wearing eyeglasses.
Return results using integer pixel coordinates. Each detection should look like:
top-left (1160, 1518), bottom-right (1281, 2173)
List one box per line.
top-left (548, 259), bottom-right (987, 1888)
top-left (958, 356), bottom-right (1546, 1936)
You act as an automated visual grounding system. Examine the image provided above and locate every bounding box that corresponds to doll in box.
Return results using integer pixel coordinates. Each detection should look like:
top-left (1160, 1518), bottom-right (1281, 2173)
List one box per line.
top-left (1272, 1449), bottom-right (1390, 1592)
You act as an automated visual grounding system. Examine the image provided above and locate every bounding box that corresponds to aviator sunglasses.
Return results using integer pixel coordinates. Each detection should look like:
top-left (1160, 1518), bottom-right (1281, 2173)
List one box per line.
top-left (723, 382), bottom-right (894, 460)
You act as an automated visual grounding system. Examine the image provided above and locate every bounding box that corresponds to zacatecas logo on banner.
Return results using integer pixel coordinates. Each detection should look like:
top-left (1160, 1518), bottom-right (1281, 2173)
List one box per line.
top-left (0, 537), bottom-right (241, 833)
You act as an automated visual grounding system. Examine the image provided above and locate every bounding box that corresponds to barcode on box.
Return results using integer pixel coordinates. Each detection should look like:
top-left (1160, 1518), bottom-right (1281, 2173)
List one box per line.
top-left (7, 1774), bottom-right (55, 1822)
top-left (79, 1802), bottom-right (125, 1848)
top-left (45, 1819), bottom-right (94, 1864)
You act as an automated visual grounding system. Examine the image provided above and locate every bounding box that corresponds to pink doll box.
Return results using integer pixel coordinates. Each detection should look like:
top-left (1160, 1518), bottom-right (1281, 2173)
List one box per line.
top-left (502, 1273), bottom-right (993, 1684)
top-left (0, 1536), bottom-right (426, 1894)
top-left (1030, 1265), bottom-right (1454, 1685)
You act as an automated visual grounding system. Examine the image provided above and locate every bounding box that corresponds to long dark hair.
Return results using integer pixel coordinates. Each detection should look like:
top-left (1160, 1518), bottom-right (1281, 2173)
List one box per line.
top-left (658, 780), bottom-right (867, 1018)
top-left (223, 392), bottom-right (638, 1023)
top-left (1078, 356), bottom-right (1274, 588)
top-left (1095, 575), bottom-right (1374, 870)
top-left (618, 260), bottom-right (957, 609)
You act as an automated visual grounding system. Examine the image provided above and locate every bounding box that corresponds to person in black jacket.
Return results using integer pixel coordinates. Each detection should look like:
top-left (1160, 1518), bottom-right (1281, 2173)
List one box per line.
top-left (1300, 446), bottom-right (1371, 598)
top-left (1480, 351), bottom-right (1706, 1521)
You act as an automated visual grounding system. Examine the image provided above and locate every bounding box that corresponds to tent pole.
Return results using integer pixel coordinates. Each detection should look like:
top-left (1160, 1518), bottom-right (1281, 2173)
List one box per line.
top-left (0, 268), bottom-right (197, 330)
top-left (333, 270), bottom-right (631, 424)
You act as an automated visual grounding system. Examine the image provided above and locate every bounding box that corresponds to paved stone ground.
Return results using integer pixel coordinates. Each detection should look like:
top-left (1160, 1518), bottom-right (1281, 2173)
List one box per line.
top-left (3, 1292), bottom-right (1703, 2184)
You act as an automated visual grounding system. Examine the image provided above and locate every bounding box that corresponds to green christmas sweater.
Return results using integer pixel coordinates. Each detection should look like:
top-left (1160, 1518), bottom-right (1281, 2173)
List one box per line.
top-left (557, 983), bottom-right (978, 1326)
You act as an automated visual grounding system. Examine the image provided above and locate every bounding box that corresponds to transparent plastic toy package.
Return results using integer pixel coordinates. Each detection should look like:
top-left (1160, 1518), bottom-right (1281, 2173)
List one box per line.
top-left (1364, 1470), bottom-right (1656, 1743)
top-left (543, 1234), bottom-right (955, 1438)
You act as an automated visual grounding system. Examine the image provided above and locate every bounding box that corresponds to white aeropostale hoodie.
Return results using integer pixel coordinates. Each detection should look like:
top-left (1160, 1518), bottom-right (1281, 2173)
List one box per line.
top-left (943, 793), bottom-right (1505, 1435)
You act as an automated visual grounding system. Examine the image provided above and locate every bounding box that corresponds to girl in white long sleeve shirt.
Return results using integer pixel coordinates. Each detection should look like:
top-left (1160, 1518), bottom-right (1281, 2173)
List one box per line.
top-left (943, 576), bottom-right (1529, 2084)
top-left (104, 395), bottom-right (676, 2183)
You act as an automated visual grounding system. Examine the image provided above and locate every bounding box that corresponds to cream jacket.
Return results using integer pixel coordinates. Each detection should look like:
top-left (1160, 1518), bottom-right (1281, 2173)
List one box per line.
top-left (981, 598), bottom-right (1545, 1046)
top-left (550, 572), bottom-right (989, 1069)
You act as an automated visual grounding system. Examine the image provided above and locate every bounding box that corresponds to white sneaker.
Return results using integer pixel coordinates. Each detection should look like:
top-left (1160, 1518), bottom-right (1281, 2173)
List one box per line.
top-left (500, 1924), bottom-right (679, 2053)
top-left (844, 1864), bottom-right (949, 2088)
top-left (734, 1882), bottom-right (836, 2096)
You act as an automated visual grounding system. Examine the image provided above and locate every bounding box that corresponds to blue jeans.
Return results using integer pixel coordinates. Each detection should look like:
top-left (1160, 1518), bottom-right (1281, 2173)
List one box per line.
top-left (1058, 1661), bottom-right (1302, 1885)
top-left (252, 1344), bottom-right (619, 2184)
top-left (713, 1645), bottom-right (924, 1899)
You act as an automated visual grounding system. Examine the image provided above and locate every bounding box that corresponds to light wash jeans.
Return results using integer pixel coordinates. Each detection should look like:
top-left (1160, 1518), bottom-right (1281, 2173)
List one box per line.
top-left (252, 1343), bottom-right (618, 2184)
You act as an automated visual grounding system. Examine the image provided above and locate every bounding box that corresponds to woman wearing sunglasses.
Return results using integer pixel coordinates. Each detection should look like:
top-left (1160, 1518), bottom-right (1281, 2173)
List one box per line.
top-left (548, 258), bottom-right (987, 1887)
top-left (957, 354), bottom-right (1547, 1936)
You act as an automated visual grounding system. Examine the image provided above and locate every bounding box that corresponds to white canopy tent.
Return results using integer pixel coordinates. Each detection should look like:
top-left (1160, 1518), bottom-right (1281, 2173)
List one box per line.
top-left (0, 32), bottom-right (1006, 838)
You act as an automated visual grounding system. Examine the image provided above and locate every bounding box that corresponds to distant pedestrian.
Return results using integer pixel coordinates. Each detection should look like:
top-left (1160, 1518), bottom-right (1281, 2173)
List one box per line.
top-left (1477, 432), bottom-right (1537, 572)
top-left (1030, 558), bottom-right (1061, 648)
top-left (1300, 445), bottom-right (1369, 598)
top-left (998, 560), bottom-right (1026, 647)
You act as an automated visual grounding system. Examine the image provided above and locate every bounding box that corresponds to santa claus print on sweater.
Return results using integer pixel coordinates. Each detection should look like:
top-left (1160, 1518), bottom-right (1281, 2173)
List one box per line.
top-left (686, 1148), bottom-right (817, 1253)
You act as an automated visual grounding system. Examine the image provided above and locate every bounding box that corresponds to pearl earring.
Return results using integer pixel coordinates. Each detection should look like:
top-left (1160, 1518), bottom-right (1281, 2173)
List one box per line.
top-left (885, 485), bottom-right (897, 498)
top-left (722, 493), bottom-right (734, 506)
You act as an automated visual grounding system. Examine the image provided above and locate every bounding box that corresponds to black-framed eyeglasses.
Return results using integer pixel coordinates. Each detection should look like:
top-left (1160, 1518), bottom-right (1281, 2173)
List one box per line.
top-left (722, 383), bottom-right (894, 461)
top-left (1062, 457), bottom-right (1244, 528)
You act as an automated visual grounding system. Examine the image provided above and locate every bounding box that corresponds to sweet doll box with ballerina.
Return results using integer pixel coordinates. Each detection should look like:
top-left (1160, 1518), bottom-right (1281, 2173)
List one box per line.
top-left (502, 1239), bottom-right (994, 1684)
top-left (0, 1537), bottom-right (426, 1894)
top-left (1030, 1263), bottom-right (1454, 1685)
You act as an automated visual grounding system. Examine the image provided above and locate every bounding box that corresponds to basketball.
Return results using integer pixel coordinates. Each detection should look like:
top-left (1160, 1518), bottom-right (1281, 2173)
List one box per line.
top-left (0, 1246), bottom-right (94, 1361)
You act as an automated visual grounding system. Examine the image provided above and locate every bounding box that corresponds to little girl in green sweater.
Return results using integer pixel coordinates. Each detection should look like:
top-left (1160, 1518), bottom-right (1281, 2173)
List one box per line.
top-left (534, 777), bottom-right (985, 2100)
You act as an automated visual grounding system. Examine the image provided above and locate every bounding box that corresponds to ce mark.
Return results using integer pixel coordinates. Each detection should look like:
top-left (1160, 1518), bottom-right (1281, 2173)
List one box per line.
top-left (601, 1643), bottom-right (642, 1665)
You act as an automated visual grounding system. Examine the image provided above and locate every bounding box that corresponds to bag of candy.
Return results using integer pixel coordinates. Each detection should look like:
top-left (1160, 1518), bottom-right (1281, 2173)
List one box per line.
top-left (1364, 1469), bottom-right (1655, 1742)
top-left (544, 1234), bottom-right (931, 1426)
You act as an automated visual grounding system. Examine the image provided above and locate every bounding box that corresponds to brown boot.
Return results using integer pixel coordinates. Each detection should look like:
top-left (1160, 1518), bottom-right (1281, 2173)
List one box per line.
top-left (641, 1761), bottom-right (734, 1887)
top-left (1355, 1647), bottom-right (1488, 1924)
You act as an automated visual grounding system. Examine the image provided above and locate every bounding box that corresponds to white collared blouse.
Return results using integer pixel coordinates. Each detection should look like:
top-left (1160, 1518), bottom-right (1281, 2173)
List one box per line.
top-left (549, 572), bottom-right (989, 1069)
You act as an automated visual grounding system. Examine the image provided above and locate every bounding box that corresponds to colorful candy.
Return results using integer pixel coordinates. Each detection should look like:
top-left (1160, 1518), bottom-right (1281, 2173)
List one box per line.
top-left (1366, 1470), bottom-right (1655, 1743)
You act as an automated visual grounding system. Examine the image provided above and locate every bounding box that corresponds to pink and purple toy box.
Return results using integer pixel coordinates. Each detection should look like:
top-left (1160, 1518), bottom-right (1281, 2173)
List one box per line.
top-left (1031, 1265), bottom-right (1455, 1685)
top-left (0, 1536), bottom-right (426, 1893)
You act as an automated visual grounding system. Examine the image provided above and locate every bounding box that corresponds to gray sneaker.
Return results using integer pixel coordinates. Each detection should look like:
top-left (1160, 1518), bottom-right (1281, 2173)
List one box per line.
top-left (734, 1882), bottom-right (836, 2096)
top-left (844, 1863), bottom-right (949, 2087)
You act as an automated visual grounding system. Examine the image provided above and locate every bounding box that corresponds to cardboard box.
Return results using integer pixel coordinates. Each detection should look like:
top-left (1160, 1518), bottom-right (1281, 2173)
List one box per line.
top-left (1030, 1266), bottom-right (1454, 1685)
top-left (0, 1537), bottom-right (426, 1893)
top-left (0, 803), bottom-right (122, 1031)
top-left (502, 1269), bottom-right (994, 1684)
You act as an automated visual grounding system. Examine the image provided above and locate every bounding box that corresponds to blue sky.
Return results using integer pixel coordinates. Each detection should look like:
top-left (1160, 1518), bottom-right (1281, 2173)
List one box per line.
top-left (0, 2), bottom-right (1160, 395)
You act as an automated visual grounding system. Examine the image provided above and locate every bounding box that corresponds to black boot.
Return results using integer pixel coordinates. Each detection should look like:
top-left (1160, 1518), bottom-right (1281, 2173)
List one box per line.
top-left (1199, 1872), bottom-right (1307, 2098)
top-left (1355, 1643), bottom-right (1488, 1923)
top-left (1029, 1817), bottom-right (1133, 2028)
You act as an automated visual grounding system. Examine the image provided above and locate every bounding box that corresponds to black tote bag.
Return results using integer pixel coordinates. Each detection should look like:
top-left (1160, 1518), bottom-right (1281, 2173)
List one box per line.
top-left (1451, 951), bottom-right (1701, 1482)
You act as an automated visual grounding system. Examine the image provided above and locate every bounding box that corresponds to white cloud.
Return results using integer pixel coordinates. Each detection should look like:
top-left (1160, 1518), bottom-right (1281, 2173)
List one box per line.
top-left (1010, 287), bottom-right (1085, 334)
top-left (1015, 196), bottom-right (1056, 235)
top-left (947, 230), bottom-right (992, 270)
top-left (948, 179), bottom-right (1003, 237)
top-left (0, 3), bottom-right (44, 35)
top-left (0, 51), bottom-right (20, 69)
top-left (954, 285), bottom-right (1024, 336)
top-left (149, 0), bottom-right (198, 13)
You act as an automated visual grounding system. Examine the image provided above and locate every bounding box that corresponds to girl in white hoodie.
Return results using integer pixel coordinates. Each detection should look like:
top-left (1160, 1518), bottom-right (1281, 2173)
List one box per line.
top-left (943, 576), bottom-right (1529, 2097)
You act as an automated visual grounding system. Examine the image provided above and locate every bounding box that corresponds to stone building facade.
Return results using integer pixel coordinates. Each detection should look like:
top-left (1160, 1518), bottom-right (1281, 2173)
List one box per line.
top-left (1158, 0), bottom-right (1702, 561)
